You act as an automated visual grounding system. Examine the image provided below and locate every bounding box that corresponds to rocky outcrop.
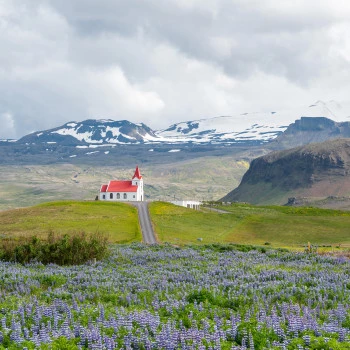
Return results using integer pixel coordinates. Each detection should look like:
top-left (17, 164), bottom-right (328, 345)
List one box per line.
top-left (222, 138), bottom-right (350, 205)
top-left (271, 117), bottom-right (350, 149)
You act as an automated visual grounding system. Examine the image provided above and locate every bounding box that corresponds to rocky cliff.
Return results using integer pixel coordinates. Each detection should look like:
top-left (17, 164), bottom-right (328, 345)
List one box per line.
top-left (222, 138), bottom-right (350, 205)
top-left (271, 117), bottom-right (350, 149)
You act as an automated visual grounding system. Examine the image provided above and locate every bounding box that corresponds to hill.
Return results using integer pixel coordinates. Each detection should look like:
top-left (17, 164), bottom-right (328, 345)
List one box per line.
top-left (0, 201), bottom-right (141, 243)
top-left (149, 202), bottom-right (350, 249)
top-left (221, 138), bottom-right (350, 206)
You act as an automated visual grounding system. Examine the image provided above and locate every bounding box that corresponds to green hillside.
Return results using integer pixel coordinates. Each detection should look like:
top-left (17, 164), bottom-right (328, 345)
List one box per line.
top-left (0, 201), bottom-right (141, 243)
top-left (149, 202), bottom-right (350, 249)
top-left (2, 200), bottom-right (349, 250)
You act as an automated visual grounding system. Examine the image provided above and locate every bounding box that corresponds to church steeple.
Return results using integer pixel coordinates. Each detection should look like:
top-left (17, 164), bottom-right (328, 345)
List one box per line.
top-left (132, 166), bottom-right (142, 180)
top-left (131, 166), bottom-right (144, 201)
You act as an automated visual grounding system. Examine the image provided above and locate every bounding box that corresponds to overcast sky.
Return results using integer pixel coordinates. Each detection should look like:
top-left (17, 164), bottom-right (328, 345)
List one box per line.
top-left (0, 0), bottom-right (350, 139)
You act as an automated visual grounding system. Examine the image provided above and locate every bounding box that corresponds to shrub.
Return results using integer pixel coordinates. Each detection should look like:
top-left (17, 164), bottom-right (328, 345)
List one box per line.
top-left (0, 231), bottom-right (109, 265)
top-left (186, 289), bottom-right (214, 304)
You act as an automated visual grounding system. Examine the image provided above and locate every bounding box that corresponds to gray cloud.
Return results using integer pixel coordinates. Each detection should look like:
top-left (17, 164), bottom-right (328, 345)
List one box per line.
top-left (0, 0), bottom-right (349, 138)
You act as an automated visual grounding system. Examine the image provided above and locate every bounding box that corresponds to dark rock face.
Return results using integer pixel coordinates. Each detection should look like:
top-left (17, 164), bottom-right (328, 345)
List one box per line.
top-left (271, 117), bottom-right (350, 149)
top-left (222, 138), bottom-right (350, 204)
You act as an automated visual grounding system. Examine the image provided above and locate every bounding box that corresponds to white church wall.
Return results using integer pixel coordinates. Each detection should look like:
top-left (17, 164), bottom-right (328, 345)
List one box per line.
top-left (101, 192), bottom-right (138, 202)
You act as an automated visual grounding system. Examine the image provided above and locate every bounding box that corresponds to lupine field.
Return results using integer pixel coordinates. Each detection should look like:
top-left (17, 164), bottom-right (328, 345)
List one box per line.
top-left (0, 244), bottom-right (349, 349)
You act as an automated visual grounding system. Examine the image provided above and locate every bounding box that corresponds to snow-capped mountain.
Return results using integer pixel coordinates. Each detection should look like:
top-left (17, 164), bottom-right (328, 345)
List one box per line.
top-left (2, 100), bottom-right (350, 165)
top-left (155, 100), bottom-right (350, 144)
top-left (18, 119), bottom-right (158, 145)
top-left (16, 100), bottom-right (350, 147)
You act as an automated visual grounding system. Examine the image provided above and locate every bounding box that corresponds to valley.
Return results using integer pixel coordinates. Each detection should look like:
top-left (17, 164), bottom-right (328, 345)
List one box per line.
top-left (0, 156), bottom-right (249, 211)
top-left (1, 101), bottom-right (350, 212)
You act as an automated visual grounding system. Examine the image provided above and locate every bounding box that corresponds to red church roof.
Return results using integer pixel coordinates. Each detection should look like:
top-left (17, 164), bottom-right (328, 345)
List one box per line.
top-left (100, 166), bottom-right (142, 193)
top-left (102, 180), bottom-right (138, 193)
top-left (132, 166), bottom-right (142, 179)
top-left (100, 184), bottom-right (108, 192)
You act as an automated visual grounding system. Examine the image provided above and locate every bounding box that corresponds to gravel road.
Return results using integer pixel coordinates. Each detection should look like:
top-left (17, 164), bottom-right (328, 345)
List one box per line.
top-left (133, 202), bottom-right (157, 244)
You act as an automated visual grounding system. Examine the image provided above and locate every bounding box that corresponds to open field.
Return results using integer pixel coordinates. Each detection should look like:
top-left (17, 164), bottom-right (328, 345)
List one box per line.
top-left (0, 156), bottom-right (248, 211)
top-left (0, 201), bottom-right (141, 243)
top-left (0, 244), bottom-right (349, 349)
top-left (1, 200), bottom-right (350, 249)
top-left (150, 202), bottom-right (350, 249)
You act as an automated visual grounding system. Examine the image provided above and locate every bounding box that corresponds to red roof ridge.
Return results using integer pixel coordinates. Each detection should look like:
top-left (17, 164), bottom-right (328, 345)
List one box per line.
top-left (106, 180), bottom-right (138, 192)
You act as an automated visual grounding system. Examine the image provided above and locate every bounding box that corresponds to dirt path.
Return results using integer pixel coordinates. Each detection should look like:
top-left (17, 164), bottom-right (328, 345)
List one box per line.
top-left (132, 202), bottom-right (157, 244)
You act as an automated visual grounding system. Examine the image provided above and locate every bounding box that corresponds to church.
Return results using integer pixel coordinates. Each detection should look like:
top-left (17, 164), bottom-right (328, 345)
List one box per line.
top-left (99, 166), bottom-right (144, 202)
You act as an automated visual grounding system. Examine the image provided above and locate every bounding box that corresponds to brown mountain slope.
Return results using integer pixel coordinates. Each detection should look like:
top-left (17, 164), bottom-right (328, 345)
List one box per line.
top-left (270, 117), bottom-right (350, 150)
top-left (221, 138), bottom-right (350, 206)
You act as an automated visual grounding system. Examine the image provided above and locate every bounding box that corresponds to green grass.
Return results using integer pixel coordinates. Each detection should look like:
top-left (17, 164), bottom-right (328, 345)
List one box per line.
top-left (150, 202), bottom-right (239, 245)
top-left (149, 202), bottom-right (350, 248)
top-left (0, 201), bottom-right (141, 243)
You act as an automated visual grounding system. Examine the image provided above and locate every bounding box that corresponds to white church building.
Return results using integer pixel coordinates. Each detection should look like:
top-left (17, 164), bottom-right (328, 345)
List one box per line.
top-left (99, 166), bottom-right (144, 202)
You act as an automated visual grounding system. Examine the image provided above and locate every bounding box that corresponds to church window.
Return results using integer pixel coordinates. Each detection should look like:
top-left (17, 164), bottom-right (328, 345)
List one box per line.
top-left (123, 193), bottom-right (127, 199)
top-left (103, 195), bottom-right (105, 199)
top-left (110, 193), bottom-right (113, 199)
top-left (117, 193), bottom-right (120, 199)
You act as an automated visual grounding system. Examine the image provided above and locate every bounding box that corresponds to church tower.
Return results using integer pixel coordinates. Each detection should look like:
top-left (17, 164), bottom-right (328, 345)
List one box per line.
top-left (132, 166), bottom-right (144, 201)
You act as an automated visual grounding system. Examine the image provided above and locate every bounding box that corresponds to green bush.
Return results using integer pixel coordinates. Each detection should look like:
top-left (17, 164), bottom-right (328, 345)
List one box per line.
top-left (186, 289), bottom-right (214, 304)
top-left (0, 231), bottom-right (109, 265)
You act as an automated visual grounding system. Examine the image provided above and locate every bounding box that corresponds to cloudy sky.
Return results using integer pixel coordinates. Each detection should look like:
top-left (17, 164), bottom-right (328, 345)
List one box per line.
top-left (0, 0), bottom-right (350, 139)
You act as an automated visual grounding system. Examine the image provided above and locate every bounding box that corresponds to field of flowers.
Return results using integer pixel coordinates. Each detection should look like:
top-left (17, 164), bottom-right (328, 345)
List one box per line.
top-left (0, 244), bottom-right (349, 349)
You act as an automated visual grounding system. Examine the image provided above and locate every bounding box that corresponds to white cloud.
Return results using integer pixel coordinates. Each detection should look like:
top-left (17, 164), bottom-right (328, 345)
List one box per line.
top-left (329, 22), bottom-right (350, 63)
top-left (0, 0), bottom-right (350, 138)
top-left (0, 112), bottom-right (16, 139)
top-left (85, 67), bottom-right (165, 118)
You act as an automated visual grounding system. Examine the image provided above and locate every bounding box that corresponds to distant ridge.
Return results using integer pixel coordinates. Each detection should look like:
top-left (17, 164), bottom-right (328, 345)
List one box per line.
top-left (14, 100), bottom-right (350, 146)
top-left (272, 117), bottom-right (350, 149)
top-left (1, 100), bottom-right (350, 165)
top-left (18, 120), bottom-right (157, 145)
top-left (156, 100), bottom-right (350, 145)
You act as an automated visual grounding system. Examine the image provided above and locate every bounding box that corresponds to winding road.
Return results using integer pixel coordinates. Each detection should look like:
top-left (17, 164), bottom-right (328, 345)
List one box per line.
top-left (132, 202), bottom-right (157, 244)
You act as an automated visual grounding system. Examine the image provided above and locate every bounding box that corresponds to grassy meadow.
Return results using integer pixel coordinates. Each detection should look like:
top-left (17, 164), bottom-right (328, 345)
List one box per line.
top-left (150, 202), bottom-right (350, 249)
top-left (0, 201), bottom-right (141, 243)
top-left (1, 200), bottom-right (350, 250)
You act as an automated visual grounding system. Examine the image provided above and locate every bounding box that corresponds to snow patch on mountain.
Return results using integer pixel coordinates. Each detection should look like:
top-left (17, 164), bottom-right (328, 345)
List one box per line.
top-left (15, 100), bottom-right (350, 147)
top-left (155, 100), bottom-right (350, 144)
top-left (49, 119), bottom-right (157, 145)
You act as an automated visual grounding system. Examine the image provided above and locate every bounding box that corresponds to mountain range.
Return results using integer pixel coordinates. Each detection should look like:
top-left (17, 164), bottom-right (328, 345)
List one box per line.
top-left (15, 100), bottom-right (350, 144)
top-left (1, 100), bottom-right (350, 166)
